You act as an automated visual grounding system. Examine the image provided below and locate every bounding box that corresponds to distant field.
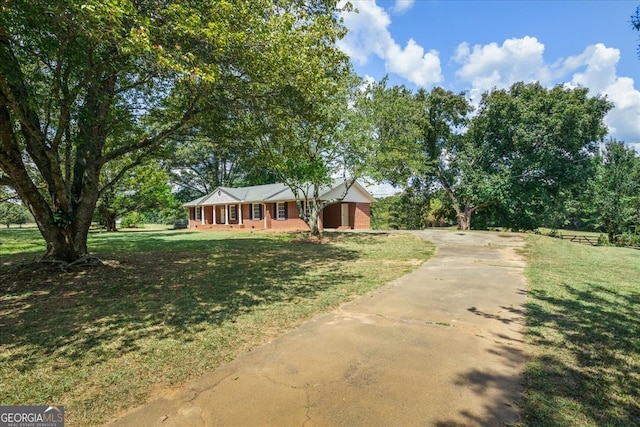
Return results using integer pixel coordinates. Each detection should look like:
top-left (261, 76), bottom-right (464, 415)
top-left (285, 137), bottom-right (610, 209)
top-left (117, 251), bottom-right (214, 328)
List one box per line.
top-left (522, 235), bottom-right (640, 426)
top-left (0, 227), bottom-right (434, 426)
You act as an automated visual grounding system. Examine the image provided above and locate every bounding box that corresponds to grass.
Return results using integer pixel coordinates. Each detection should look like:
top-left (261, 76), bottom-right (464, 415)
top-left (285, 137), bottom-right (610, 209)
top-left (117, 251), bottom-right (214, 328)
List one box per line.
top-left (0, 226), bottom-right (434, 426)
top-left (521, 235), bottom-right (640, 426)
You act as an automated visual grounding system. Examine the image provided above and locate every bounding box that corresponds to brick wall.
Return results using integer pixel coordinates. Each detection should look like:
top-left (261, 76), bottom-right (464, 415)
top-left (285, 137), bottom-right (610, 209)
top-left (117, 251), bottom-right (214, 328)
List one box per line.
top-left (189, 201), bottom-right (369, 231)
top-left (353, 202), bottom-right (371, 229)
top-left (270, 202), bottom-right (310, 231)
top-left (242, 204), bottom-right (261, 229)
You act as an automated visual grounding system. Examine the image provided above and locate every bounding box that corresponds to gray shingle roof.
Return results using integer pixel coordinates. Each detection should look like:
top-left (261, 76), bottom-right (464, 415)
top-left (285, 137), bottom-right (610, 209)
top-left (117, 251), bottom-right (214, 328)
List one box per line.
top-left (183, 181), bottom-right (373, 207)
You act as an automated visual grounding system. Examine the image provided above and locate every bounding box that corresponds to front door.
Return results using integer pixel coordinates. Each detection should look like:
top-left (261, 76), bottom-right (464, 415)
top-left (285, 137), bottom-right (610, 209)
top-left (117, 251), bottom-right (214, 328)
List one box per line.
top-left (219, 206), bottom-right (225, 224)
top-left (341, 203), bottom-right (349, 227)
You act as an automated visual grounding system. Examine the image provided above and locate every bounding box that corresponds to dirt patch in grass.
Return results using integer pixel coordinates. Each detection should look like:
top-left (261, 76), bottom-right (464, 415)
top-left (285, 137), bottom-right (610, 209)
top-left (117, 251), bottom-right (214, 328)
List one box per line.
top-left (0, 230), bottom-right (433, 426)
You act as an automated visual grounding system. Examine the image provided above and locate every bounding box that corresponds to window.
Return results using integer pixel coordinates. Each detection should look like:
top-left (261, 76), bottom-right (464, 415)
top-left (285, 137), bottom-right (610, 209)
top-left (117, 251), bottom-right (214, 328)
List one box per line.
top-left (252, 203), bottom-right (261, 220)
top-left (229, 205), bottom-right (237, 220)
top-left (194, 207), bottom-right (201, 220)
top-left (276, 202), bottom-right (286, 220)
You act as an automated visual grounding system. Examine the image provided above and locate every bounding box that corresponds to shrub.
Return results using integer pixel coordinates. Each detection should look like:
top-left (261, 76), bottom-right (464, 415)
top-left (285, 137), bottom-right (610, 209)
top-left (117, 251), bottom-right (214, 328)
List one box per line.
top-left (614, 232), bottom-right (640, 247)
top-left (120, 212), bottom-right (145, 228)
top-left (597, 234), bottom-right (610, 246)
top-left (547, 229), bottom-right (562, 239)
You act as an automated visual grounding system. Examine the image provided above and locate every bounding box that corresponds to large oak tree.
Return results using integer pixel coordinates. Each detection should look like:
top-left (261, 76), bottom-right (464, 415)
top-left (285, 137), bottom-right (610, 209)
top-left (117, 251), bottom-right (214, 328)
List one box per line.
top-left (0, 0), bottom-right (349, 262)
top-left (468, 82), bottom-right (611, 230)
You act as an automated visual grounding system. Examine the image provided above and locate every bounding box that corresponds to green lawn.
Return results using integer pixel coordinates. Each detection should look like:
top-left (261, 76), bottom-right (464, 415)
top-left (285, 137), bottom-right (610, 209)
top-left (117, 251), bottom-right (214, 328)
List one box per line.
top-left (0, 227), bottom-right (434, 426)
top-left (522, 235), bottom-right (640, 426)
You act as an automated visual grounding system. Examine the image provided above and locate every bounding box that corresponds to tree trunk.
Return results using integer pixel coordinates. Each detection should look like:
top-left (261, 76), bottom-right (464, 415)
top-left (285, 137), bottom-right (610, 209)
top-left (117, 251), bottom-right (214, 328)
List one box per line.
top-left (458, 212), bottom-right (471, 230)
top-left (308, 207), bottom-right (321, 237)
top-left (437, 173), bottom-right (472, 231)
top-left (41, 228), bottom-right (84, 262)
top-left (302, 201), bottom-right (322, 238)
top-left (100, 207), bottom-right (118, 232)
top-left (104, 216), bottom-right (117, 232)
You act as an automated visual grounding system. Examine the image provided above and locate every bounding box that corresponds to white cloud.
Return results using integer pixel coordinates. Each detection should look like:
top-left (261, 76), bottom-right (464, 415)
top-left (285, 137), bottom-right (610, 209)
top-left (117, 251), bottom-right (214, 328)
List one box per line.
top-left (338, 0), bottom-right (442, 87)
top-left (454, 36), bottom-right (551, 101)
top-left (567, 44), bottom-right (640, 144)
top-left (393, 0), bottom-right (415, 14)
top-left (386, 39), bottom-right (441, 87)
top-left (454, 38), bottom-right (640, 145)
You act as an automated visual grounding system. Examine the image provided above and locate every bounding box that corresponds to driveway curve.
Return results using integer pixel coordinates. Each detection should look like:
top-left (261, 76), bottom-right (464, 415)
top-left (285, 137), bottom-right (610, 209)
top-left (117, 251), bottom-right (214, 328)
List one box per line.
top-left (110, 230), bottom-right (528, 426)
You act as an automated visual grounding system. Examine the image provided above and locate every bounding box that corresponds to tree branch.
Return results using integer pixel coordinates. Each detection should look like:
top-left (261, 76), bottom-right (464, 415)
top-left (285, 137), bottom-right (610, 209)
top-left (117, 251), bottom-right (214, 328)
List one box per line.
top-left (97, 154), bottom-right (146, 198)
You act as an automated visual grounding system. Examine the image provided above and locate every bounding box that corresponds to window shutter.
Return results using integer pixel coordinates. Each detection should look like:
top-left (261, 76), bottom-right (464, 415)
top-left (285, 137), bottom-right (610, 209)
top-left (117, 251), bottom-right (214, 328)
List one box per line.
top-left (284, 202), bottom-right (288, 219)
top-left (259, 204), bottom-right (263, 220)
top-left (273, 203), bottom-right (277, 219)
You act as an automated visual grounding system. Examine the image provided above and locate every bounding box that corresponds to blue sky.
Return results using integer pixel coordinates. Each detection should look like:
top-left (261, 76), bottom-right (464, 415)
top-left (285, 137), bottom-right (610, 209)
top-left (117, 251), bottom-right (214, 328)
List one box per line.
top-left (337, 0), bottom-right (640, 150)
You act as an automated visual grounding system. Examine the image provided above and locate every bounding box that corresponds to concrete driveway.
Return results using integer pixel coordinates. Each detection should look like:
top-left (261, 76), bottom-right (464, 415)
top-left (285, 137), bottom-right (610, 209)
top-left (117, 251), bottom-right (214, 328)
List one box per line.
top-left (110, 230), bottom-right (528, 426)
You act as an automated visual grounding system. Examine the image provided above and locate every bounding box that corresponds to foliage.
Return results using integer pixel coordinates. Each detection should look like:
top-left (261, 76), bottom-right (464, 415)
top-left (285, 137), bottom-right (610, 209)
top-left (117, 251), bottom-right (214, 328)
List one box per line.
top-left (356, 78), bottom-right (424, 185)
top-left (252, 71), bottom-right (366, 236)
top-left (363, 79), bottom-right (611, 231)
top-left (0, 202), bottom-right (29, 227)
top-left (361, 79), bottom-right (475, 228)
top-left (142, 205), bottom-right (187, 225)
top-left (468, 82), bottom-right (611, 231)
top-left (0, 227), bottom-right (433, 426)
top-left (613, 231), bottom-right (640, 247)
top-left (168, 122), bottom-right (277, 203)
top-left (522, 235), bottom-right (640, 426)
top-left (591, 141), bottom-right (640, 242)
top-left (371, 191), bottom-right (427, 230)
top-left (120, 212), bottom-right (145, 228)
top-left (597, 233), bottom-right (610, 246)
top-left (95, 160), bottom-right (176, 231)
top-left (0, 0), bottom-right (351, 261)
top-left (370, 197), bottom-right (393, 230)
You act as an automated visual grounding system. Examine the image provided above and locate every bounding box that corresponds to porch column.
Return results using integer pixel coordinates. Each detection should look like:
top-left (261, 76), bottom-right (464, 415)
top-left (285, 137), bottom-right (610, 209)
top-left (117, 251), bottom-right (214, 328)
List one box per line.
top-left (225, 204), bottom-right (229, 225)
top-left (238, 204), bottom-right (243, 225)
top-left (200, 206), bottom-right (204, 225)
top-left (263, 203), bottom-right (267, 229)
top-left (213, 205), bottom-right (217, 225)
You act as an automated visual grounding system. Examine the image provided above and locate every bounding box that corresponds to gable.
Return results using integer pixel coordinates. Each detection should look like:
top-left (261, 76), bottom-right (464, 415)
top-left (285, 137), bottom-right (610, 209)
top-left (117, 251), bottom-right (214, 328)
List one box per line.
top-left (320, 181), bottom-right (376, 203)
top-left (197, 188), bottom-right (240, 205)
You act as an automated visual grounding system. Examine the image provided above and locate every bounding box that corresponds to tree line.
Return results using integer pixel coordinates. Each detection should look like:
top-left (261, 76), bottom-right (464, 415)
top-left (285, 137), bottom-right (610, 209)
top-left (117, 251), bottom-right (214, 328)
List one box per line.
top-left (362, 80), bottom-right (639, 244)
top-left (1, 1), bottom-right (639, 263)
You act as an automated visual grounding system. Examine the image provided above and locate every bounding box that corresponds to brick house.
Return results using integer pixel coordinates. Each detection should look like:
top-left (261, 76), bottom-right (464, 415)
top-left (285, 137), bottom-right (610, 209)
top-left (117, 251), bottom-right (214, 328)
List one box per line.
top-left (183, 181), bottom-right (375, 231)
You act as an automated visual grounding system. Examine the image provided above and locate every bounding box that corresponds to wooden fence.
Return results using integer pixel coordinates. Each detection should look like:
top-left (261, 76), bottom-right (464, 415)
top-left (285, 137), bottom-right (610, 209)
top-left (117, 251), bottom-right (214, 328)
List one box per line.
top-left (559, 234), bottom-right (600, 246)
top-left (558, 234), bottom-right (640, 250)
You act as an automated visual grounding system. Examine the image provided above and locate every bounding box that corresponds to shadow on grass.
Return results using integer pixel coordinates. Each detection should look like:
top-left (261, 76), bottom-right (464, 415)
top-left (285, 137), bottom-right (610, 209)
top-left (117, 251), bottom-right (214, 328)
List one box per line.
top-left (521, 284), bottom-right (640, 426)
top-left (0, 236), bottom-right (361, 372)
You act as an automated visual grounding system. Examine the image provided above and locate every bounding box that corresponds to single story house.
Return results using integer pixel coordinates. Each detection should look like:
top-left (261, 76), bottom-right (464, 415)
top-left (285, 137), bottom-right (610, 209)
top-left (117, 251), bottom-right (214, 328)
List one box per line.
top-left (183, 181), bottom-right (375, 231)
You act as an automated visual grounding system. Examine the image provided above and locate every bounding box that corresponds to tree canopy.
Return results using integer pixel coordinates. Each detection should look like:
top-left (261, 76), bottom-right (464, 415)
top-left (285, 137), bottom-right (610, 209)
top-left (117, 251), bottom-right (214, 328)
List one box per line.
top-left (468, 82), bottom-right (611, 230)
top-left (250, 70), bottom-right (365, 236)
top-left (362, 80), bottom-right (612, 230)
top-left (591, 140), bottom-right (640, 242)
